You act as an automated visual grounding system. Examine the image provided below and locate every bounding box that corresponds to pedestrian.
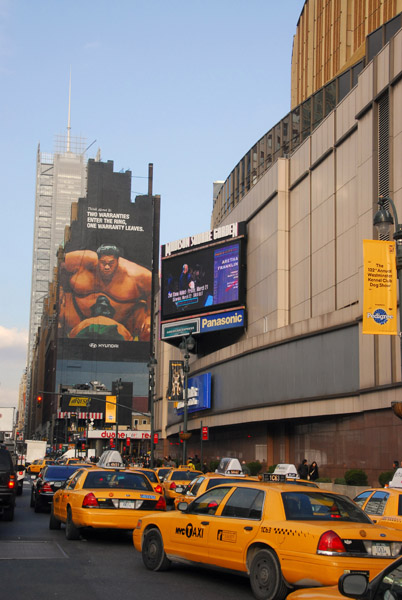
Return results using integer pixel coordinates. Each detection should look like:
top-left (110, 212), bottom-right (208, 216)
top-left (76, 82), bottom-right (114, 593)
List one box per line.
top-left (241, 460), bottom-right (251, 475)
top-left (393, 460), bottom-right (399, 471)
top-left (308, 461), bottom-right (319, 481)
top-left (297, 459), bottom-right (309, 480)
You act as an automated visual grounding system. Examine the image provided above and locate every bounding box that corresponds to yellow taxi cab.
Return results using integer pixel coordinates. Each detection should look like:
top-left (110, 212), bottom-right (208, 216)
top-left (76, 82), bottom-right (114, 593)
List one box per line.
top-left (27, 458), bottom-right (55, 475)
top-left (128, 467), bottom-right (164, 495)
top-left (154, 467), bottom-right (173, 482)
top-left (287, 554), bottom-right (402, 599)
top-left (353, 468), bottom-right (402, 530)
top-left (173, 458), bottom-right (257, 508)
top-left (162, 468), bottom-right (203, 505)
top-left (50, 451), bottom-right (166, 540)
top-left (133, 476), bottom-right (402, 600)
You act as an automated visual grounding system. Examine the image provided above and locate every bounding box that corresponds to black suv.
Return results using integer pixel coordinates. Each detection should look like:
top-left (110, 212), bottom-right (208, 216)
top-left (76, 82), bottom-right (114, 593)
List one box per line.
top-left (0, 445), bottom-right (17, 520)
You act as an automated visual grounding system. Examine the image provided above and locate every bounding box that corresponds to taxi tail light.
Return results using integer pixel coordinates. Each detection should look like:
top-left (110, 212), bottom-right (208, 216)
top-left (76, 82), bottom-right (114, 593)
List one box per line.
top-left (8, 476), bottom-right (16, 490)
top-left (155, 484), bottom-right (163, 494)
top-left (155, 496), bottom-right (166, 510)
top-left (42, 482), bottom-right (53, 493)
top-left (82, 492), bottom-right (99, 508)
top-left (169, 482), bottom-right (177, 490)
top-left (317, 530), bottom-right (346, 554)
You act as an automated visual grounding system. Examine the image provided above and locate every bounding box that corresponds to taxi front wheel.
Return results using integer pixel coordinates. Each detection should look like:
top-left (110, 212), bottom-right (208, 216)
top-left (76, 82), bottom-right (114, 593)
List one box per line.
top-left (142, 528), bottom-right (171, 571)
top-left (249, 549), bottom-right (287, 600)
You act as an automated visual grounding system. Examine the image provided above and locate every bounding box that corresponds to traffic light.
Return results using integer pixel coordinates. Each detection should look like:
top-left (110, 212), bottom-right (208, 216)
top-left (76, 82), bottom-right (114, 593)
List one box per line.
top-left (36, 394), bottom-right (43, 408)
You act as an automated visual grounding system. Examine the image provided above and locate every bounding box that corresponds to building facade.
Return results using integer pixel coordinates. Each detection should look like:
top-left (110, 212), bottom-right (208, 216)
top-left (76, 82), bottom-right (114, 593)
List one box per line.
top-left (157, 14), bottom-right (402, 485)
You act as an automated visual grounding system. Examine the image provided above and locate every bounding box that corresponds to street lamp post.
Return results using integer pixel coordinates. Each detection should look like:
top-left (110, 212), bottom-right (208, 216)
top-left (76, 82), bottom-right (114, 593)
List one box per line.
top-left (179, 334), bottom-right (196, 465)
top-left (373, 195), bottom-right (402, 380)
top-left (147, 356), bottom-right (157, 468)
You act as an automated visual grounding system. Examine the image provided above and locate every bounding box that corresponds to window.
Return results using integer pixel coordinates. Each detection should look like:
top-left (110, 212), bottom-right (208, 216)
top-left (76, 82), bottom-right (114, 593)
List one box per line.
top-left (354, 491), bottom-right (374, 508)
top-left (221, 487), bottom-right (264, 519)
top-left (338, 71), bottom-right (350, 102)
top-left (365, 491), bottom-right (389, 516)
top-left (376, 562), bottom-right (402, 599)
top-left (190, 486), bottom-right (232, 515)
top-left (283, 491), bottom-right (372, 522)
top-left (66, 470), bottom-right (84, 490)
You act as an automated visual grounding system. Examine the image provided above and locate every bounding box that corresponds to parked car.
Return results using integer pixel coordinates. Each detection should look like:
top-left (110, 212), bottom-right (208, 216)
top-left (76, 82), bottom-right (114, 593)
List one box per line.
top-left (0, 444), bottom-right (17, 520)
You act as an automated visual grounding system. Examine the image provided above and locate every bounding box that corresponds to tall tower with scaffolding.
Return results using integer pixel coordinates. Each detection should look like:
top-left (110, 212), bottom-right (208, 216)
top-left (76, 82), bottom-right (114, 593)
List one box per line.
top-left (27, 79), bottom-right (92, 363)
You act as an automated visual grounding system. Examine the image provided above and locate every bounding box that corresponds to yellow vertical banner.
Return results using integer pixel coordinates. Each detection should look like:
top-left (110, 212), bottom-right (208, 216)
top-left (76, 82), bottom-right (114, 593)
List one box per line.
top-left (363, 239), bottom-right (397, 335)
top-left (105, 395), bottom-right (117, 423)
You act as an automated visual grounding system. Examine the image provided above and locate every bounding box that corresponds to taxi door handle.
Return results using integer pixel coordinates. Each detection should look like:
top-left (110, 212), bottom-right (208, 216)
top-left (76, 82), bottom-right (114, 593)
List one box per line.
top-left (244, 526), bottom-right (253, 531)
top-left (201, 521), bottom-right (209, 526)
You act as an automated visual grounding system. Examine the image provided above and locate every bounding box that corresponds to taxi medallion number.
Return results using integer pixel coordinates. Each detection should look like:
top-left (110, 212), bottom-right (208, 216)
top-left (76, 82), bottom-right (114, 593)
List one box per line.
top-left (372, 543), bottom-right (391, 557)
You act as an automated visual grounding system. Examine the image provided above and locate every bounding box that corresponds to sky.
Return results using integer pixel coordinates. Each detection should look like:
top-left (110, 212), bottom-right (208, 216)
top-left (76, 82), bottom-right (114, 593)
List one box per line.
top-left (0, 0), bottom-right (305, 408)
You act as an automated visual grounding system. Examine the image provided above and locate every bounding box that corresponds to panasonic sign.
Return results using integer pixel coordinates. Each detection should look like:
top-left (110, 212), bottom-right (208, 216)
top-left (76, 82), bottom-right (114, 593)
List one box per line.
top-left (200, 309), bottom-right (244, 333)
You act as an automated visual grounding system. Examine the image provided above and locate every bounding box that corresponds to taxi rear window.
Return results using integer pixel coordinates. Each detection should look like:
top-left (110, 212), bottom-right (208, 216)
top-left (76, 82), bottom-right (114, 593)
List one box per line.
top-left (170, 470), bottom-right (199, 481)
top-left (137, 470), bottom-right (157, 483)
top-left (282, 491), bottom-right (372, 523)
top-left (83, 471), bottom-right (153, 491)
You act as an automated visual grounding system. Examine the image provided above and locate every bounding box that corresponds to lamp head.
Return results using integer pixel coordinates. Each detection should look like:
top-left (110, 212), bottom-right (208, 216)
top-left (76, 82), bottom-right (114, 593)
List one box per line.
top-left (374, 197), bottom-right (394, 237)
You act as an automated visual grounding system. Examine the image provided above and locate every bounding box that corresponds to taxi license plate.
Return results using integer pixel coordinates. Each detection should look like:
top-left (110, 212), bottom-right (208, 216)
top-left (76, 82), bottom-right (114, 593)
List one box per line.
top-left (119, 500), bottom-right (143, 509)
top-left (372, 543), bottom-right (391, 557)
top-left (54, 482), bottom-right (62, 487)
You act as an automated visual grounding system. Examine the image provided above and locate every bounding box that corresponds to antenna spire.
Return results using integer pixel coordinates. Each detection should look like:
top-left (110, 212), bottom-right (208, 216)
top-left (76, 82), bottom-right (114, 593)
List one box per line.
top-left (67, 69), bottom-right (71, 152)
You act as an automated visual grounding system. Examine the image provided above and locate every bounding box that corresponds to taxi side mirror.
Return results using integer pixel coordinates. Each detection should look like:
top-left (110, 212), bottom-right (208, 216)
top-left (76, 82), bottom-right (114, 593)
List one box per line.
top-left (177, 502), bottom-right (189, 512)
top-left (338, 573), bottom-right (368, 597)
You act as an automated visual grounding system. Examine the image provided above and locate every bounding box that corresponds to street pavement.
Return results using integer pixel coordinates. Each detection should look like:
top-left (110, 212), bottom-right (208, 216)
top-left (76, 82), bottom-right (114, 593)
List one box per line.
top-left (0, 476), bottom-right (253, 600)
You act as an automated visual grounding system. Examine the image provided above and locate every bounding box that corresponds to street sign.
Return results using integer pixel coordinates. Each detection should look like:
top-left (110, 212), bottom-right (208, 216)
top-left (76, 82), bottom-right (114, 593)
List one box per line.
top-left (202, 426), bottom-right (209, 441)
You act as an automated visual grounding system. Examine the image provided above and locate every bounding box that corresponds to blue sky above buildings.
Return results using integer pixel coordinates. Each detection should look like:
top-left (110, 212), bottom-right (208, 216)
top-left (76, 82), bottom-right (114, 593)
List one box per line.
top-left (0, 0), bottom-right (305, 406)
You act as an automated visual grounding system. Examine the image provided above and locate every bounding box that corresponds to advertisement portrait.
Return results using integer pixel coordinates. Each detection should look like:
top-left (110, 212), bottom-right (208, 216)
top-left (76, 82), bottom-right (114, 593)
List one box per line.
top-left (57, 181), bottom-right (156, 363)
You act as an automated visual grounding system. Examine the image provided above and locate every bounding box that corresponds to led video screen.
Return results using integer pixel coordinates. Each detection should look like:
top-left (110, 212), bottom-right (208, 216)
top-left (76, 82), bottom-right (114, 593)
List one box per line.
top-left (161, 238), bottom-right (245, 321)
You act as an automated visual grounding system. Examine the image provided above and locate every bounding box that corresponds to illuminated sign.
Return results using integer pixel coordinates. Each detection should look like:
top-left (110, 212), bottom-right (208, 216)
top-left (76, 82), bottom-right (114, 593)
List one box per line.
top-left (175, 373), bottom-right (211, 415)
top-left (161, 223), bottom-right (246, 324)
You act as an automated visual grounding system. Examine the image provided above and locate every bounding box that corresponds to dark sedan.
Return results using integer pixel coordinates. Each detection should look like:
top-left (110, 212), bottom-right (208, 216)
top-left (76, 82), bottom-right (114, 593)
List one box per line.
top-left (30, 464), bottom-right (88, 512)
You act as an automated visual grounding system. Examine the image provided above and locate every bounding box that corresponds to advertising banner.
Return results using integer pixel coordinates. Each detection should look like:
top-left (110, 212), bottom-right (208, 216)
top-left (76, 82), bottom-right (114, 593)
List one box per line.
top-left (168, 360), bottom-right (184, 401)
top-left (105, 395), bottom-right (117, 424)
top-left (175, 373), bottom-right (211, 415)
top-left (363, 239), bottom-right (397, 335)
top-left (57, 161), bottom-right (156, 363)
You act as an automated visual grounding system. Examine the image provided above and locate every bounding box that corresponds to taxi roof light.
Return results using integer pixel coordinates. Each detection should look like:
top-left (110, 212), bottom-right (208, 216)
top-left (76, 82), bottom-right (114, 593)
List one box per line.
top-left (82, 492), bottom-right (99, 508)
top-left (215, 457), bottom-right (244, 476)
top-left (317, 530), bottom-right (346, 554)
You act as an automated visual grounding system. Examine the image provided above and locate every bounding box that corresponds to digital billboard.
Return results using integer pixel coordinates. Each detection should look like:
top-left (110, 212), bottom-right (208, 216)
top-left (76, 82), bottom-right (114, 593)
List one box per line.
top-left (57, 160), bottom-right (158, 363)
top-left (161, 222), bottom-right (246, 323)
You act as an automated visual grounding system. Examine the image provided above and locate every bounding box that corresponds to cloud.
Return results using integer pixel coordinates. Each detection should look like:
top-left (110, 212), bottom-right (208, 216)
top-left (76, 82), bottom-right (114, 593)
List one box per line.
top-left (0, 325), bottom-right (27, 353)
top-left (0, 326), bottom-right (27, 409)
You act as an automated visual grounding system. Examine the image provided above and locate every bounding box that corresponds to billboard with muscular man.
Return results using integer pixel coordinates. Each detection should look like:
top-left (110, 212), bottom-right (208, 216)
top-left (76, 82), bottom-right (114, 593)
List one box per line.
top-left (57, 160), bottom-right (158, 363)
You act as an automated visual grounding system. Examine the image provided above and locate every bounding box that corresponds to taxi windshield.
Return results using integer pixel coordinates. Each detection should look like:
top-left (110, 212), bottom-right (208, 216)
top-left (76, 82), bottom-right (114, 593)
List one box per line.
top-left (83, 471), bottom-right (153, 491)
top-left (282, 491), bottom-right (372, 523)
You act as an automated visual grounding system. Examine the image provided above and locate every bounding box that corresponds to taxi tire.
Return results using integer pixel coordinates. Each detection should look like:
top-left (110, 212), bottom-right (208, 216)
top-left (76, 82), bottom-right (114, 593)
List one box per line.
top-left (142, 528), bottom-right (171, 571)
top-left (49, 504), bottom-right (61, 530)
top-left (65, 508), bottom-right (81, 540)
top-left (249, 549), bottom-right (287, 600)
top-left (34, 496), bottom-right (42, 513)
